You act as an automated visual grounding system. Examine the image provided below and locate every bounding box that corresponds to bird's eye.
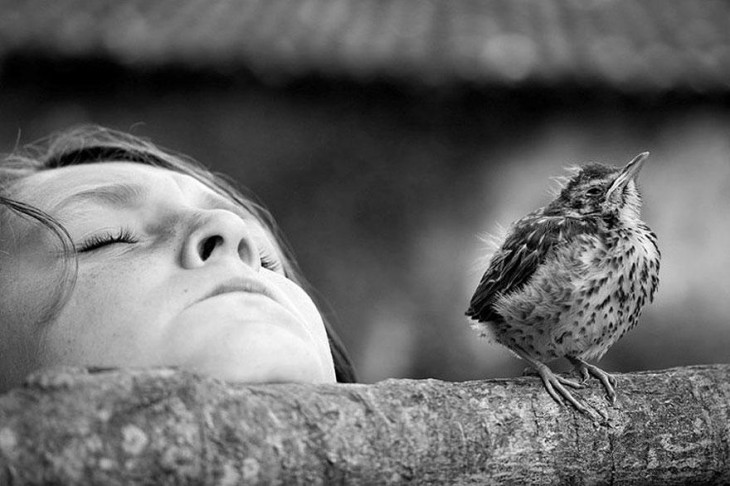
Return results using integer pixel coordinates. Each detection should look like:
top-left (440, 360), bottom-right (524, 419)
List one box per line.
top-left (586, 187), bottom-right (602, 197)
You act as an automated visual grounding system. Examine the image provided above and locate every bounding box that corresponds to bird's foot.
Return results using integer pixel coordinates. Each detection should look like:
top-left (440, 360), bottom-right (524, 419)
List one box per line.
top-left (514, 350), bottom-right (605, 421)
top-left (569, 358), bottom-right (617, 404)
top-left (530, 361), bottom-right (595, 415)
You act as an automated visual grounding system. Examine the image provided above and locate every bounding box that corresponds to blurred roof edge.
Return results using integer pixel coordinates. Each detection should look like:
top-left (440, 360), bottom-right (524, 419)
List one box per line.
top-left (1, 0), bottom-right (729, 94)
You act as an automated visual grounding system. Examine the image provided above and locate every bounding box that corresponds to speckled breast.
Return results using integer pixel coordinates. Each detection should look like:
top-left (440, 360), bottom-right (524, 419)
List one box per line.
top-left (549, 224), bottom-right (660, 361)
top-left (491, 223), bottom-right (660, 362)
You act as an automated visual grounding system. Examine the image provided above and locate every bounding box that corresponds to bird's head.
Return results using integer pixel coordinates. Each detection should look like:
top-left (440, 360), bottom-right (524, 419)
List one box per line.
top-left (547, 152), bottom-right (649, 221)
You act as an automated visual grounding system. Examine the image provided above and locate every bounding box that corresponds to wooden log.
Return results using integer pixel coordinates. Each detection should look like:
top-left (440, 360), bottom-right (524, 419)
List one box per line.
top-left (0, 364), bottom-right (728, 484)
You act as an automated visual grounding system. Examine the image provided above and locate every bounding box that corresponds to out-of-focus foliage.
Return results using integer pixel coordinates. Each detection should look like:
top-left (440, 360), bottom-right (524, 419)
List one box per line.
top-left (1, 0), bottom-right (729, 383)
top-left (1, 0), bottom-right (730, 92)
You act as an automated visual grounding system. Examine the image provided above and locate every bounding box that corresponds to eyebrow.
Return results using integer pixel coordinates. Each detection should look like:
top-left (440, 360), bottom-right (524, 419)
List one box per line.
top-left (200, 190), bottom-right (246, 215)
top-left (52, 183), bottom-right (149, 213)
top-left (51, 180), bottom-right (257, 227)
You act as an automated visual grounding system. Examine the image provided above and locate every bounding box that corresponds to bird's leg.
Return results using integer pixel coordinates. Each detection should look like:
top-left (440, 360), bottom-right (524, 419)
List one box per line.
top-left (512, 349), bottom-right (593, 415)
top-left (568, 357), bottom-right (617, 404)
top-left (521, 366), bottom-right (539, 377)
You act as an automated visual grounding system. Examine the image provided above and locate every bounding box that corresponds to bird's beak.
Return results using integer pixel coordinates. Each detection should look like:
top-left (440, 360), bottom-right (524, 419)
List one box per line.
top-left (606, 152), bottom-right (649, 202)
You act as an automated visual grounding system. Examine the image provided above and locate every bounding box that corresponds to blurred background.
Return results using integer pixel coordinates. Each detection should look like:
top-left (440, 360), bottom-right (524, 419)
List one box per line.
top-left (0, 0), bottom-right (728, 383)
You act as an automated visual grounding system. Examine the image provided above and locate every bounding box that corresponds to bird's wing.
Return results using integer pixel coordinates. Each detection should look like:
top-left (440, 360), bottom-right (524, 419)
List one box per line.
top-left (466, 213), bottom-right (591, 322)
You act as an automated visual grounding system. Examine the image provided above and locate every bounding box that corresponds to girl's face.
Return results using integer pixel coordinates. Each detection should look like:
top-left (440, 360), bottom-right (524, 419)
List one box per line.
top-left (0, 162), bottom-right (336, 390)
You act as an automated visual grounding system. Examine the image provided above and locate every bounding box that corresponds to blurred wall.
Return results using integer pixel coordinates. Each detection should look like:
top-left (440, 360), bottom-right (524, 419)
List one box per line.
top-left (1, 59), bottom-right (729, 383)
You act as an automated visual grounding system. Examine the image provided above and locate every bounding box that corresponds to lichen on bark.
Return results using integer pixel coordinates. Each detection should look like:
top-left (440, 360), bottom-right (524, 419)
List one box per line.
top-left (0, 364), bottom-right (728, 485)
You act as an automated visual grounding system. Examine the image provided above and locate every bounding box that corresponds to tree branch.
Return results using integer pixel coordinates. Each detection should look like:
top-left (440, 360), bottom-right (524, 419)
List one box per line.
top-left (0, 364), bottom-right (728, 484)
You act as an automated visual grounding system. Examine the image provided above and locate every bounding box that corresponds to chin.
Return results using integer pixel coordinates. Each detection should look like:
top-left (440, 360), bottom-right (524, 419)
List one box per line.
top-left (184, 336), bottom-right (336, 385)
top-left (168, 298), bottom-right (335, 383)
top-left (203, 361), bottom-right (335, 385)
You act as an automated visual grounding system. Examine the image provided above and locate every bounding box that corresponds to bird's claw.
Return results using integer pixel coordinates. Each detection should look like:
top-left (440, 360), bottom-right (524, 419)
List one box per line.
top-left (544, 376), bottom-right (607, 423)
top-left (576, 365), bottom-right (590, 383)
top-left (570, 359), bottom-right (617, 404)
top-left (515, 351), bottom-right (605, 420)
top-left (535, 365), bottom-right (593, 415)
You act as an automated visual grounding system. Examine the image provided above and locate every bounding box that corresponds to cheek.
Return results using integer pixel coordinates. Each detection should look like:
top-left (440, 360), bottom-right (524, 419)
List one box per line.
top-left (0, 232), bottom-right (72, 375)
top-left (40, 259), bottom-right (176, 366)
top-left (274, 277), bottom-right (335, 376)
top-left (0, 223), bottom-right (71, 324)
top-left (69, 262), bottom-right (151, 317)
top-left (275, 277), bottom-right (328, 338)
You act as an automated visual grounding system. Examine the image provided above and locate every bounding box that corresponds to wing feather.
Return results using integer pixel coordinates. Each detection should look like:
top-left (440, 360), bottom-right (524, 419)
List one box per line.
top-left (466, 213), bottom-right (592, 323)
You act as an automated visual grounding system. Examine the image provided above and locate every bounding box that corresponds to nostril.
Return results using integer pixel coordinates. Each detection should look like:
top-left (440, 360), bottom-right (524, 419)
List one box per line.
top-left (199, 235), bottom-right (223, 261)
top-left (237, 238), bottom-right (254, 265)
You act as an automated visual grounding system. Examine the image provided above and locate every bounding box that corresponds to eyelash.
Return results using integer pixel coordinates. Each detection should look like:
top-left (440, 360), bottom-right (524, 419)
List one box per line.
top-left (77, 228), bottom-right (138, 253)
top-left (259, 250), bottom-right (283, 272)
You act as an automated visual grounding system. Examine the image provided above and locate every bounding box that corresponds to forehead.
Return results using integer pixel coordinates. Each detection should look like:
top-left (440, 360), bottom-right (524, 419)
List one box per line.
top-left (565, 163), bottom-right (620, 191)
top-left (10, 162), bottom-right (221, 211)
top-left (577, 164), bottom-right (619, 182)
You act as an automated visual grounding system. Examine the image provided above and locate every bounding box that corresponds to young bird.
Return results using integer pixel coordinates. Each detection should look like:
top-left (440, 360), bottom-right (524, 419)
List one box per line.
top-left (466, 153), bottom-right (660, 414)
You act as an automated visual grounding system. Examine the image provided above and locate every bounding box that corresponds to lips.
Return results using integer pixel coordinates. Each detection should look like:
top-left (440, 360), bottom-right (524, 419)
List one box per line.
top-left (198, 276), bottom-right (276, 304)
top-left (187, 272), bottom-right (320, 346)
top-left (194, 274), bottom-right (308, 330)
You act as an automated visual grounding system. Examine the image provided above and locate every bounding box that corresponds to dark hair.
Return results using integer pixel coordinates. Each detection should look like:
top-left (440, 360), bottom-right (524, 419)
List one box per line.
top-left (0, 126), bottom-right (356, 383)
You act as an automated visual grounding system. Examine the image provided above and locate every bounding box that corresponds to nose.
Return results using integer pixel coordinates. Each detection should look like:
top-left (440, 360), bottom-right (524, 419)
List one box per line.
top-left (181, 209), bottom-right (260, 270)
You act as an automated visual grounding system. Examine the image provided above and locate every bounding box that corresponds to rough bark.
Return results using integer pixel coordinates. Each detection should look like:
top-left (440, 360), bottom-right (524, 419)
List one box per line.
top-left (0, 364), bottom-right (728, 485)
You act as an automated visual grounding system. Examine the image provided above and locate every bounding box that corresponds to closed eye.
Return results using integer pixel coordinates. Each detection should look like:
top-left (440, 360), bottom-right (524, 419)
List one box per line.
top-left (77, 228), bottom-right (138, 253)
top-left (259, 249), bottom-right (283, 273)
